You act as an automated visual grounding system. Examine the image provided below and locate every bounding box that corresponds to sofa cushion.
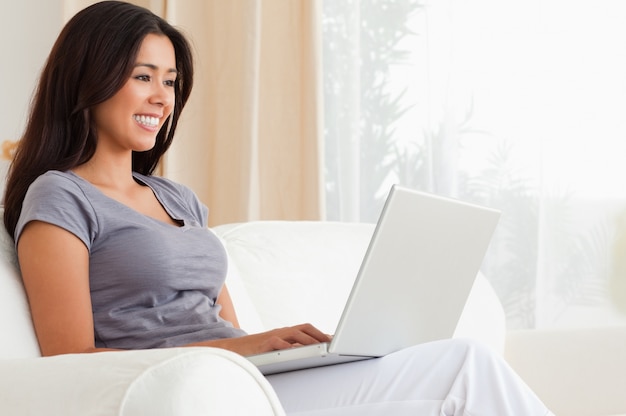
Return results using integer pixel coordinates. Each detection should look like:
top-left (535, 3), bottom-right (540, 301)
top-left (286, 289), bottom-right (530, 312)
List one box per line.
top-left (0, 213), bottom-right (41, 358)
top-left (211, 227), bottom-right (266, 333)
top-left (214, 221), bottom-right (373, 336)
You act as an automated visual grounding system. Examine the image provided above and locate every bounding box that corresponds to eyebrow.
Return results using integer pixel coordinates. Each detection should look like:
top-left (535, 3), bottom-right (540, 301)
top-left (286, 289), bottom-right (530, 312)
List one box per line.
top-left (135, 63), bottom-right (178, 74)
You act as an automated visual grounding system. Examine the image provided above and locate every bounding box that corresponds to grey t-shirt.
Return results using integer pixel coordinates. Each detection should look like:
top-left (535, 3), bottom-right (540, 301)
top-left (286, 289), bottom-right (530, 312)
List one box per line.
top-left (15, 170), bottom-right (247, 349)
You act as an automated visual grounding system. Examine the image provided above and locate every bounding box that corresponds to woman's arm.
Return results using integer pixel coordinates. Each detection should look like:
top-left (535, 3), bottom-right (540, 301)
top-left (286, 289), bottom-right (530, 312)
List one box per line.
top-left (17, 221), bottom-right (107, 356)
top-left (216, 284), bottom-right (240, 329)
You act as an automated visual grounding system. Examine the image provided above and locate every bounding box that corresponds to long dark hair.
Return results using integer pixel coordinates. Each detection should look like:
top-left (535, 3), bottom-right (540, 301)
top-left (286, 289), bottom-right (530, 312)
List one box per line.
top-left (3, 1), bottom-right (194, 238)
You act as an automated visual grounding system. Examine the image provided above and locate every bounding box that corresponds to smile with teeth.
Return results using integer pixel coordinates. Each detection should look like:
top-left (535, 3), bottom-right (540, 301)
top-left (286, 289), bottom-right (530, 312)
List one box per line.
top-left (133, 115), bottom-right (160, 128)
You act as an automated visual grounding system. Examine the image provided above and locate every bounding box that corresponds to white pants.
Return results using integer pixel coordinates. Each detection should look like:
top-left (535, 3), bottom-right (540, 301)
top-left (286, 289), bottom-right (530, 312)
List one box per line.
top-left (267, 338), bottom-right (554, 416)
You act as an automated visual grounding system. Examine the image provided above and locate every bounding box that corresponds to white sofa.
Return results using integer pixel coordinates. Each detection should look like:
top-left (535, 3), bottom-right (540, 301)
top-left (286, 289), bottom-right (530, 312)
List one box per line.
top-left (0, 217), bottom-right (623, 415)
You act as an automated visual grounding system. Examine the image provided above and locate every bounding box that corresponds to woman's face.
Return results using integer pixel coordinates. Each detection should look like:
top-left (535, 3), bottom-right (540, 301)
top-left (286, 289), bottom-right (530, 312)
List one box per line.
top-left (91, 34), bottom-right (177, 155)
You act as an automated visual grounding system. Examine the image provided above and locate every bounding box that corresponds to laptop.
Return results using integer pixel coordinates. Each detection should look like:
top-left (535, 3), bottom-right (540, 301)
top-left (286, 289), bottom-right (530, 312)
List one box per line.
top-left (246, 184), bottom-right (501, 375)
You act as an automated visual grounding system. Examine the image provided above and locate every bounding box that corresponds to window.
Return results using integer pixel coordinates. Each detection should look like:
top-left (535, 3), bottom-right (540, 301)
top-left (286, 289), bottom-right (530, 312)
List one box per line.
top-left (323, 0), bottom-right (626, 329)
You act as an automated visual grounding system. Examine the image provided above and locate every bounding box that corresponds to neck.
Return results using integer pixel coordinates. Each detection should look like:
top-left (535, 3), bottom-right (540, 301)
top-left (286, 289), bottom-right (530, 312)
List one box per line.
top-left (72, 153), bottom-right (137, 192)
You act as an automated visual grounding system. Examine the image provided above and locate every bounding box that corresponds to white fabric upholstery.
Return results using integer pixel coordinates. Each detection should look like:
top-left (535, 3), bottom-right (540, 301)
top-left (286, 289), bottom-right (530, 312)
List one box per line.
top-left (214, 221), bottom-right (376, 336)
top-left (0, 347), bottom-right (284, 416)
top-left (0, 215), bottom-right (40, 358)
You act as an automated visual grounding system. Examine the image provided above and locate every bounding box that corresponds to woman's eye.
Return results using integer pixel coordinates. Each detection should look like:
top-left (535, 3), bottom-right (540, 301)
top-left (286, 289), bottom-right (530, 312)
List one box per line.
top-left (135, 75), bottom-right (151, 82)
top-left (164, 79), bottom-right (176, 87)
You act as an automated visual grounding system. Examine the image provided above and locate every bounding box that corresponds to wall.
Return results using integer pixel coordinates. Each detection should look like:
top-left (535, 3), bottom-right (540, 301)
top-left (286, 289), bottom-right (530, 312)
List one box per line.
top-left (1, 0), bottom-right (63, 142)
top-left (0, 1), bottom-right (63, 196)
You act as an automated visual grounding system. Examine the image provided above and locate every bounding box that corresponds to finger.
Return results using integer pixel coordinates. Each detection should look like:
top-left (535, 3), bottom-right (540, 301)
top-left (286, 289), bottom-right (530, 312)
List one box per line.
top-left (295, 323), bottom-right (333, 342)
top-left (264, 326), bottom-right (317, 347)
top-left (282, 325), bottom-right (330, 346)
top-left (266, 336), bottom-right (293, 351)
top-left (284, 331), bottom-right (320, 346)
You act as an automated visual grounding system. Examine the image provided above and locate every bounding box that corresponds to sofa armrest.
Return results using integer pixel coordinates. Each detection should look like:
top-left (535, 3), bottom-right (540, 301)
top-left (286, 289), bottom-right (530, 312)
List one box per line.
top-left (0, 347), bottom-right (285, 416)
top-left (505, 327), bottom-right (626, 416)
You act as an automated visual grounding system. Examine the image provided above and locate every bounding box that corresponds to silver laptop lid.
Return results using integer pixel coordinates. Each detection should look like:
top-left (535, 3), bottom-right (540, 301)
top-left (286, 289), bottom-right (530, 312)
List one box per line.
top-left (329, 185), bottom-right (501, 357)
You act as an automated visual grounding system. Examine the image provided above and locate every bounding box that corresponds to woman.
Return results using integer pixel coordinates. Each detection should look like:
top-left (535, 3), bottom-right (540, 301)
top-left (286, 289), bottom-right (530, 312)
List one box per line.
top-left (4, 2), bottom-right (554, 415)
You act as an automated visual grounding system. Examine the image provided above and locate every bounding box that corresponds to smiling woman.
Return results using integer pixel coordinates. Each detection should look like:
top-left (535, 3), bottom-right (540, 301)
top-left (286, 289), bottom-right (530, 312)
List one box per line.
top-left (3, 2), bottom-right (193, 238)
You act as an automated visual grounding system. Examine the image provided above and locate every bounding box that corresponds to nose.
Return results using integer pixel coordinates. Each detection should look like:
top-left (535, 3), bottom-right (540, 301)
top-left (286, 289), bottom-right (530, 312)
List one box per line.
top-left (149, 81), bottom-right (173, 107)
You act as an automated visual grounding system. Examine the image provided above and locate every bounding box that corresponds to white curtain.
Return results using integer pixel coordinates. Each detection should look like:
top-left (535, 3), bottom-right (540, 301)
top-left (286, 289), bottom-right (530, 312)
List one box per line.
top-left (323, 0), bottom-right (626, 329)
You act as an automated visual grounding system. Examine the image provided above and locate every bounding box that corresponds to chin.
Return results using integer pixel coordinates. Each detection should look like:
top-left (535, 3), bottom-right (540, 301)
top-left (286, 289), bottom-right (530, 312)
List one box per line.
top-left (134, 139), bottom-right (158, 152)
top-left (135, 146), bottom-right (156, 153)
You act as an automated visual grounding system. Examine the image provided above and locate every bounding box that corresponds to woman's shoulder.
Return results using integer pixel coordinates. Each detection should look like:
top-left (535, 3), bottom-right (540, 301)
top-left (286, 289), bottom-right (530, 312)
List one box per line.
top-left (17, 170), bottom-right (98, 246)
top-left (27, 170), bottom-right (88, 198)
top-left (32, 169), bottom-right (74, 182)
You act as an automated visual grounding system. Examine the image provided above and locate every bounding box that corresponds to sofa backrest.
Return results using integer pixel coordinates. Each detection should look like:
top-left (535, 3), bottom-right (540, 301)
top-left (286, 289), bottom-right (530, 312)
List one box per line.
top-left (0, 209), bottom-right (41, 358)
top-left (214, 220), bottom-right (506, 353)
top-left (213, 221), bottom-right (374, 336)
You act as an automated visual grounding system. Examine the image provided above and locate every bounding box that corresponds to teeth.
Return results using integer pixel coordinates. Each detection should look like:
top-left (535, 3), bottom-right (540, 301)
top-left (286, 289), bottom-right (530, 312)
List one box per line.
top-left (134, 115), bottom-right (159, 127)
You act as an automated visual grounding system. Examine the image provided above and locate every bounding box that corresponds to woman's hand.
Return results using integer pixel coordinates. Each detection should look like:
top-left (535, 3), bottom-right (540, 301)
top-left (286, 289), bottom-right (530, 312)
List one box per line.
top-left (196, 323), bottom-right (332, 356)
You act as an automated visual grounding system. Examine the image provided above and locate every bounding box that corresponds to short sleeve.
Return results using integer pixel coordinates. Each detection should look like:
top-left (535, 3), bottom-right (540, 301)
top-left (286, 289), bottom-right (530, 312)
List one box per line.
top-left (15, 171), bottom-right (98, 249)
